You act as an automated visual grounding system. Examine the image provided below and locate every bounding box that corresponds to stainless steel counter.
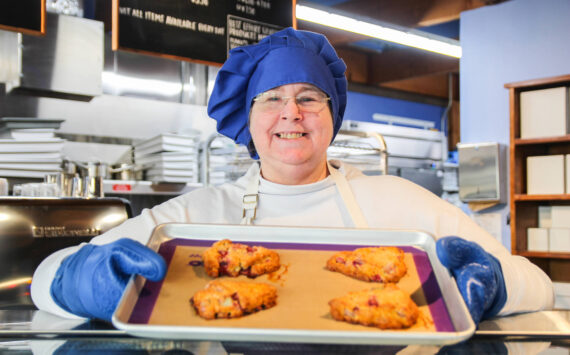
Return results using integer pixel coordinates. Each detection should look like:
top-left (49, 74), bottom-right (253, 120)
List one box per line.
top-left (1, 310), bottom-right (570, 354)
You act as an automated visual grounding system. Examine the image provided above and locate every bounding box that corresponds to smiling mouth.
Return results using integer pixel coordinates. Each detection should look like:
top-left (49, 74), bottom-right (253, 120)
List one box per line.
top-left (276, 132), bottom-right (306, 139)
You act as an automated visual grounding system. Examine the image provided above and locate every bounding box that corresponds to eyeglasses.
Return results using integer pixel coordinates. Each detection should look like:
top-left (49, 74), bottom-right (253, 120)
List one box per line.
top-left (252, 91), bottom-right (331, 113)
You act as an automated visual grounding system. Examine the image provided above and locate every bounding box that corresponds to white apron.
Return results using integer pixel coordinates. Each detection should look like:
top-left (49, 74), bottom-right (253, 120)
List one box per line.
top-left (240, 161), bottom-right (369, 228)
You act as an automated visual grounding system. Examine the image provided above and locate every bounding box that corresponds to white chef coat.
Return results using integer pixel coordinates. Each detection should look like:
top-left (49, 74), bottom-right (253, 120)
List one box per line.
top-left (31, 160), bottom-right (554, 319)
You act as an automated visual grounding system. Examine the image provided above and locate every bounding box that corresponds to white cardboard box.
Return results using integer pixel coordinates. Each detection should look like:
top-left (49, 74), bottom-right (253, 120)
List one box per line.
top-left (552, 206), bottom-right (570, 228)
top-left (554, 282), bottom-right (570, 310)
top-left (527, 155), bottom-right (565, 195)
top-left (549, 228), bottom-right (570, 252)
top-left (527, 228), bottom-right (549, 252)
top-left (520, 86), bottom-right (569, 139)
top-left (538, 206), bottom-right (552, 228)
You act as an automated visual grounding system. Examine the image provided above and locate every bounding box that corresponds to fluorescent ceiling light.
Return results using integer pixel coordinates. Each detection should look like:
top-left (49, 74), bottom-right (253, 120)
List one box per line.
top-left (296, 4), bottom-right (462, 58)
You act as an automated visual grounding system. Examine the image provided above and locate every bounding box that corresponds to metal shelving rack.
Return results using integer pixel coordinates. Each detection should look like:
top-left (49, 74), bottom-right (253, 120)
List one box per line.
top-left (202, 134), bottom-right (254, 186)
top-left (328, 130), bottom-right (388, 175)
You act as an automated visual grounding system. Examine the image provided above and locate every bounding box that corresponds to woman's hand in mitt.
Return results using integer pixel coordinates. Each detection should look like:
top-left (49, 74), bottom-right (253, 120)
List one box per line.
top-left (436, 236), bottom-right (507, 325)
top-left (50, 238), bottom-right (166, 321)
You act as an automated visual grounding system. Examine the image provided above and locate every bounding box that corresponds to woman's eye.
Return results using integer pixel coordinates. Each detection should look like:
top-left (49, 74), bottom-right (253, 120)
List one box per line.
top-left (297, 96), bottom-right (318, 103)
top-left (266, 96), bottom-right (282, 103)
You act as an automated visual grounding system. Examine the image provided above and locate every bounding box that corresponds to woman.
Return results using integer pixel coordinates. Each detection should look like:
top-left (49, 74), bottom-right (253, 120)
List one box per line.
top-left (31, 27), bottom-right (553, 325)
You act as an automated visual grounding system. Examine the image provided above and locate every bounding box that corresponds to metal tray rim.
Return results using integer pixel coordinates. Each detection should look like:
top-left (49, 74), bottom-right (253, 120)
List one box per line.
top-left (115, 323), bottom-right (474, 345)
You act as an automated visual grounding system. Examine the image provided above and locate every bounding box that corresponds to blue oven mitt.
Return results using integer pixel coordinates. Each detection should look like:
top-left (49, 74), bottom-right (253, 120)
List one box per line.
top-left (436, 236), bottom-right (507, 325)
top-left (50, 238), bottom-right (167, 322)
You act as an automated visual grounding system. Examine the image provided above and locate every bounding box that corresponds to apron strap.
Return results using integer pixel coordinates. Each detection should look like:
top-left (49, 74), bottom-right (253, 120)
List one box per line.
top-left (327, 161), bottom-right (369, 228)
top-left (241, 162), bottom-right (260, 225)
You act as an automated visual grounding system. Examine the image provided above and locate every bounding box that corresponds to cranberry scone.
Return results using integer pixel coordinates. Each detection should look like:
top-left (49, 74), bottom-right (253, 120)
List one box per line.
top-left (326, 246), bottom-right (407, 283)
top-left (328, 283), bottom-right (419, 329)
top-left (190, 280), bottom-right (278, 319)
top-left (202, 239), bottom-right (280, 278)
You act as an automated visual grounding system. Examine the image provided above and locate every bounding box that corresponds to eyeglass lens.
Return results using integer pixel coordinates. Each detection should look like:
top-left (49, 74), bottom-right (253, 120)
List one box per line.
top-left (254, 92), bottom-right (329, 113)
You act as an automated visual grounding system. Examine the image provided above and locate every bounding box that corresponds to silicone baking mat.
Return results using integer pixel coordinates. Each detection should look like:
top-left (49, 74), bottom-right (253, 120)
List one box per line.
top-left (129, 239), bottom-right (452, 331)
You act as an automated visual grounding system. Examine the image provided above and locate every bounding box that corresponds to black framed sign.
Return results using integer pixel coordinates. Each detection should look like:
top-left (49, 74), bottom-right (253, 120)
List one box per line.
top-left (112, 0), bottom-right (295, 65)
top-left (0, 0), bottom-right (46, 36)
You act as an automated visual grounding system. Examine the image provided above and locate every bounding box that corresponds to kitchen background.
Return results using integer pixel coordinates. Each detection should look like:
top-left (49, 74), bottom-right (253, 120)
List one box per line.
top-left (0, 0), bottom-right (569, 252)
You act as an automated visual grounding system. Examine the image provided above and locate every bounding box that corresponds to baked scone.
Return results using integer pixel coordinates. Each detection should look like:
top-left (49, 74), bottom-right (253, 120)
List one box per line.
top-left (326, 246), bottom-right (407, 283)
top-left (190, 280), bottom-right (278, 319)
top-left (328, 283), bottom-right (419, 329)
top-left (202, 239), bottom-right (280, 278)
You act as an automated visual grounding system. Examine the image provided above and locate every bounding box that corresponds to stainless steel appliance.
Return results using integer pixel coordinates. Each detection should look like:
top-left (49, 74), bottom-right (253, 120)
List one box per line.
top-left (0, 13), bottom-right (103, 99)
top-left (457, 142), bottom-right (506, 203)
top-left (0, 197), bottom-right (131, 309)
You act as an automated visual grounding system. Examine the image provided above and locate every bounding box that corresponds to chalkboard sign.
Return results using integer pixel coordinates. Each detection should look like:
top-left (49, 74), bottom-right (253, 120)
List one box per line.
top-left (0, 0), bottom-right (46, 36)
top-left (112, 0), bottom-right (294, 65)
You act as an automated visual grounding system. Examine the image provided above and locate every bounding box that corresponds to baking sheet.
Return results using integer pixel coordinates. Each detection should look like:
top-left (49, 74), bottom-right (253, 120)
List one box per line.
top-left (113, 223), bottom-right (475, 345)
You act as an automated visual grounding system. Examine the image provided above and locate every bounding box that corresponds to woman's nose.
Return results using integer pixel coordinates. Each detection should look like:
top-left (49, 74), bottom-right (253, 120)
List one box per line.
top-left (280, 98), bottom-right (302, 120)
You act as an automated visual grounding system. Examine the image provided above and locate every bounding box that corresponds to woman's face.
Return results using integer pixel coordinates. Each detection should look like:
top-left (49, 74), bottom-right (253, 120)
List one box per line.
top-left (249, 83), bottom-right (334, 184)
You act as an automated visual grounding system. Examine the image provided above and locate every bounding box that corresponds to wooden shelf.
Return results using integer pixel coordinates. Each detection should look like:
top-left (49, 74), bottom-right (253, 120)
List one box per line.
top-left (514, 135), bottom-right (570, 145)
top-left (505, 74), bottom-right (570, 89)
top-left (514, 194), bottom-right (570, 201)
top-left (517, 251), bottom-right (570, 260)
top-left (508, 73), bottom-right (570, 282)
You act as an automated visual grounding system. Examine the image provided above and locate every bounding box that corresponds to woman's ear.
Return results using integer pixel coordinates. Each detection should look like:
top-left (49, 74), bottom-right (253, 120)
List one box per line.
top-left (247, 140), bottom-right (257, 158)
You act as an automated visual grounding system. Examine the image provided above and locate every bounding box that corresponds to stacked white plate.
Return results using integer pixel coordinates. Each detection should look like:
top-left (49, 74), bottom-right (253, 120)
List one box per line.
top-left (134, 133), bottom-right (200, 183)
top-left (0, 117), bottom-right (65, 178)
top-left (0, 117), bottom-right (65, 135)
top-left (0, 137), bottom-right (64, 178)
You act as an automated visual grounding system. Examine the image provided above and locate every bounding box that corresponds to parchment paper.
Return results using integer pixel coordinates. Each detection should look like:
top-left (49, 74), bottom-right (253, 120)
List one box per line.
top-left (128, 239), bottom-right (452, 333)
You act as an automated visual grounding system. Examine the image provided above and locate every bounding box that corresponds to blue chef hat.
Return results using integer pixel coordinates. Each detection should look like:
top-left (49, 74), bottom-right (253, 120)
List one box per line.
top-left (207, 27), bottom-right (347, 159)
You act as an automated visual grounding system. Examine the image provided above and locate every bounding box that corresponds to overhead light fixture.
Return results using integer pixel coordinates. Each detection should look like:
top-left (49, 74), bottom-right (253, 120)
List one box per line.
top-left (296, 4), bottom-right (462, 58)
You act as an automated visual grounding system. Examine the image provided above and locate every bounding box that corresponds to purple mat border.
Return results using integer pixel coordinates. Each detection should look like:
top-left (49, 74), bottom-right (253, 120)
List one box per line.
top-left (127, 240), bottom-right (180, 324)
top-left (127, 238), bottom-right (454, 332)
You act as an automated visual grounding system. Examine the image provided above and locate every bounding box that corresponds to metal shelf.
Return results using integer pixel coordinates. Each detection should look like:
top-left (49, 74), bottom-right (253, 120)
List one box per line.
top-left (103, 180), bottom-right (202, 195)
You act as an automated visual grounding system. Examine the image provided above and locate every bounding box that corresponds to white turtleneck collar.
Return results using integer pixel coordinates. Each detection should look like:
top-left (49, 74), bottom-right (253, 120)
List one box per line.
top-left (234, 160), bottom-right (364, 196)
